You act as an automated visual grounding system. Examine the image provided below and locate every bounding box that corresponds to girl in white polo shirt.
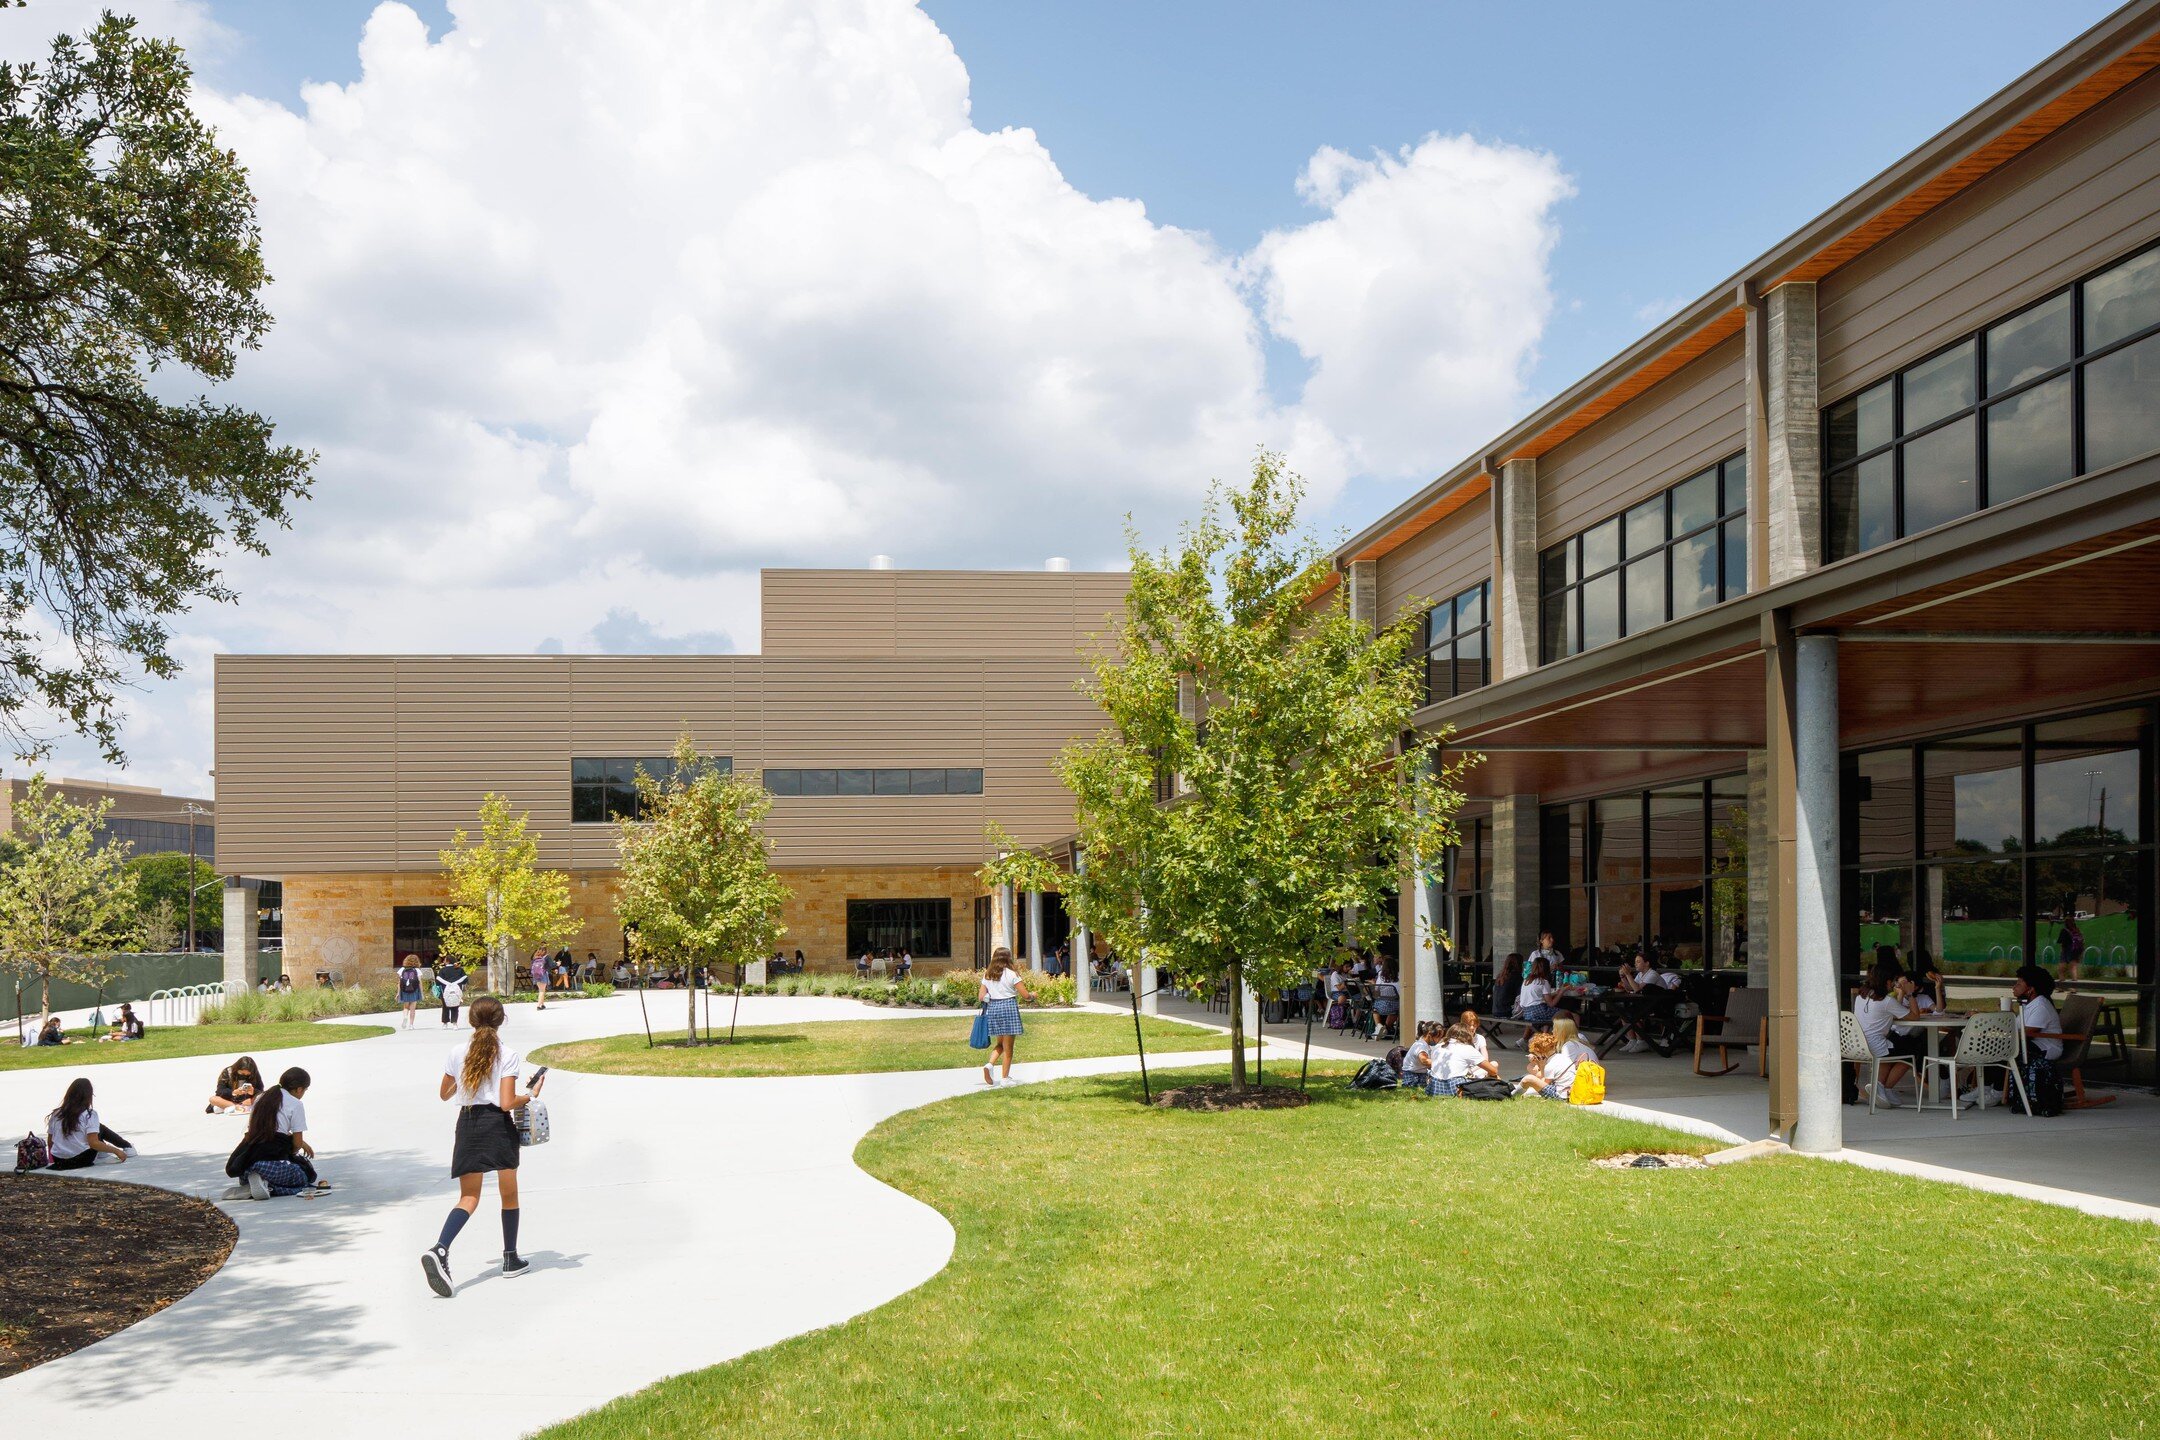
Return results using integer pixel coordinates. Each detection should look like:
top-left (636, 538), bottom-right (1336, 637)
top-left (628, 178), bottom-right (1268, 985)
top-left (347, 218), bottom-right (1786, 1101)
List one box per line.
top-left (422, 996), bottom-right (545, 1297)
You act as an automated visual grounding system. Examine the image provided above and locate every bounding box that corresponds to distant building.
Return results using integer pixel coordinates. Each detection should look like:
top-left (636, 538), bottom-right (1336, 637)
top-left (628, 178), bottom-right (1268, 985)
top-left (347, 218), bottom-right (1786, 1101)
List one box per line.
top-left (0, 776), bottom-right (214, 861)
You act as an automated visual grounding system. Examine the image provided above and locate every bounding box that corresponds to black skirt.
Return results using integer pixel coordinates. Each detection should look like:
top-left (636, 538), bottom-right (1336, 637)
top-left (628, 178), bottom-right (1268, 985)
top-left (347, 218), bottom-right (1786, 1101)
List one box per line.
top-left (451, 1104), bottom-right (521, 1177)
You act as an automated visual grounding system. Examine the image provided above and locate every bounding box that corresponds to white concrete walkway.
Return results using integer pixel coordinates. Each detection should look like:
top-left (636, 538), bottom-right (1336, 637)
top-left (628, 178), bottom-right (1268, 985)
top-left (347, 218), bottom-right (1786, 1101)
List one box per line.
top-left (0, 994), bottom-right (1236, 1438)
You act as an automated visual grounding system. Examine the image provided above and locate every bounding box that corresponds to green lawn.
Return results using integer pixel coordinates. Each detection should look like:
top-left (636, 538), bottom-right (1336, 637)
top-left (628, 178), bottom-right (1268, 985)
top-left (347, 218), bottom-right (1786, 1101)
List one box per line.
top-left (529, 1013), bottom-right (1235, 1078)
top-left (0, 1021), bottom-right (389, 1071)
top-left (546, 1064), bottom-right (2160, 1440)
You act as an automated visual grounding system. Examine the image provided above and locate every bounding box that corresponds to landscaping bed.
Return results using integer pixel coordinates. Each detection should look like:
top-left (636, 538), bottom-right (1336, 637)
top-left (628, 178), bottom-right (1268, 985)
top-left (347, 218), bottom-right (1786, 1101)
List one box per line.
top-left (531, 1012), bottom-right (1230, 1079)
top-left (543, 1062), bottom-right (2160, 1440)
top-left (725, 970), bottom-right (1078, 1009)
top-left (0, 1175), bottom-right (236, 1378)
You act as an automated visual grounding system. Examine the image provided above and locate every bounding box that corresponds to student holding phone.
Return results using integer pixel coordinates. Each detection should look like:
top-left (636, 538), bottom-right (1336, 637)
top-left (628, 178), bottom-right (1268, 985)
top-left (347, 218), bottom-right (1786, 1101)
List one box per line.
top-left (422, 996), bottom-right (545, 1297)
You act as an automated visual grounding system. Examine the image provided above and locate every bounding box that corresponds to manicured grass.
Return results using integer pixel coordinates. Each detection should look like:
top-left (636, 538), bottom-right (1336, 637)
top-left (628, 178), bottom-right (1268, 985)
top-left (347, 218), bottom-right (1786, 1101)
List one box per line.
top-left (546, 1064), bottom-right (2160, 1440)
top-left (530, 1013), bottom-right (1236, 1078)
top-left (0, 1021), bottom-right (389, 1071)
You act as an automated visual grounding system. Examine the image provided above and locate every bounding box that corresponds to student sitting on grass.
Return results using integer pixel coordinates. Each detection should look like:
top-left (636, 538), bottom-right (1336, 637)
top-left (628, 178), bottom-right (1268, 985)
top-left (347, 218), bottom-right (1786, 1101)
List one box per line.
top-left (1512, 1031), bottom-right (1560, 1097)
top-left (107, 1003), bottom-right (145, 1041)
top-left (1399, 1022), bottom-right (1440, 1093)
top-left (1541, 1018), bottom-right (1598, 1099)
top-left (1429, 1022), bottom-right (1502, 1096)
top-left (32, 1015), bottom-right (71, 1047)
top-left (224, 1067), bottom-right (323, 1199)
top-left (207, 1055), bottom-right (265, 1114)
top-left (45, 1077), bottom-right (134, 1169)
top-left (1456, 1010), bottom-right (1492, 1066)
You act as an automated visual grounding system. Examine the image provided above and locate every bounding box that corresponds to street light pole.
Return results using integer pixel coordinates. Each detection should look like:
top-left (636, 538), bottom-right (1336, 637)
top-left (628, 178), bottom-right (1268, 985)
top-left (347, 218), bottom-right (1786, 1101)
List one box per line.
top-left (181, 802), bottom-right (211, 952)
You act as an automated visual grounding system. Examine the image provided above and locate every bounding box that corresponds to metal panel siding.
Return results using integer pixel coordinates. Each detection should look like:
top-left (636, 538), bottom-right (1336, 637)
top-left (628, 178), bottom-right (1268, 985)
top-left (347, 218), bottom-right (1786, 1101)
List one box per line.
top-left (1536, 335), bottom-right (1747, 544)
top-left (760, 570), bottom-right (1128, 657)
top-left (215, 656), bottom-right (400, 872)
top-left (1819, 68), bottom-right (2160, 400)
top-left (1377, 490), bottom-right (1493, 625)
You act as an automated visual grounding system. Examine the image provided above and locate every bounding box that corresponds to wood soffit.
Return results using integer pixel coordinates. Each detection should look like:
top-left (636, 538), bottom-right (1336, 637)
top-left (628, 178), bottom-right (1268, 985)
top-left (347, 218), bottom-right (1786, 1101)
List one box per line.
top-left (1341, 22), bottom-right (2160, 572)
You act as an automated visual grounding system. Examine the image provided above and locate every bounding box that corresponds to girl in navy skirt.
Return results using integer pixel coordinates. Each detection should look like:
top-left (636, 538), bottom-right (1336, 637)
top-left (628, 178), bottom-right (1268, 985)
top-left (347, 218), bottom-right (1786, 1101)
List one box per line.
top-left (422, 996), bottom-right (544, 1297)
top-left (396, 956), bottom-right (423, 1029)
top-left (976, 947), bottom-right (1034, 1087)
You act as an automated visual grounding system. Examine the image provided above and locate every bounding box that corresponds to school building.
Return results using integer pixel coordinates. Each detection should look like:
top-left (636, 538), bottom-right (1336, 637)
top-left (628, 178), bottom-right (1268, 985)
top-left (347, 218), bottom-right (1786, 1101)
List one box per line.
top-left (211, 568), bottom-right (1121, 982)
top-left (1337, 1), bottom-right (2160, 1148)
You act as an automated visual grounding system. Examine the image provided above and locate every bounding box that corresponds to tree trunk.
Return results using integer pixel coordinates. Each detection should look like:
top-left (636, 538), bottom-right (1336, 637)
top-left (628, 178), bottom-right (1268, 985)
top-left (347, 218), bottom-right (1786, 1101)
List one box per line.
top-left (1227, 955), bottom-right (1248, 1089)
top-left (486, 888), bottom-right (506, 996)
top-left (684, 962), bottom-right (699, 1045)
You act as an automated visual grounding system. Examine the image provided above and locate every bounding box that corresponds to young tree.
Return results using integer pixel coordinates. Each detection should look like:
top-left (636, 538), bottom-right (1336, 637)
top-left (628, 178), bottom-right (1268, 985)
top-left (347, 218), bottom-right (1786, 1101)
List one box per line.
top-left (126, 852), bottom-right (221, 948)
top-left (0, 776), bottom-right (144, 1019)
top-left (976, 822), bottom-right (1064, 958)
top-left (0, 16), bottom-right (314, 761)
top-left (616, 734), bottom-right (790, 1044)
top-left (1059, 452), bottom-right (1471, 1091)
top-left (439, 793), bottom-right (577, 996)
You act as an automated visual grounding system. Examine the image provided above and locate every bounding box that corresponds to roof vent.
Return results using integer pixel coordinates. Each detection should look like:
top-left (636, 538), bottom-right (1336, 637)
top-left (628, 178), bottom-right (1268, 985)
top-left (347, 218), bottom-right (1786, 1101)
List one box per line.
top-left (1044, 556), bottom-right (1071, 572)
top-left (869, 554), bottom-right (894, 570)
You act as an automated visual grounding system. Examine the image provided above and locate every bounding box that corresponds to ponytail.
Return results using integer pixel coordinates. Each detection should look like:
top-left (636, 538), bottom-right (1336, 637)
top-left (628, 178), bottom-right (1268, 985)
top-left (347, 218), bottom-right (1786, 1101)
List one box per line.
top-left (461, 996), bottom-right (506, 1098)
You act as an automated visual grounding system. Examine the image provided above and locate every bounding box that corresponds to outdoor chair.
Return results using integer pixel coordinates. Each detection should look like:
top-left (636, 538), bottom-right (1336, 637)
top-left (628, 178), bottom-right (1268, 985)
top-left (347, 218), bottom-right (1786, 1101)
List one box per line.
top-left (1838, 1011), bottom-right (1906, 1113)
top-left (1914, 1010), bottom-right (2029, 1118)
top-left (2040, 993), bottom-right (2115, 1110)
top-left (1692, 985), bottom-right (1767, 1077)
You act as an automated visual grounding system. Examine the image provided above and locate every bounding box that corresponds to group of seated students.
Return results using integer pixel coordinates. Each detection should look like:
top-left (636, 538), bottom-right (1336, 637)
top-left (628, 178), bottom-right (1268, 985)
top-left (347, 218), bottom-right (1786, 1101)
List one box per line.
top-left (21, 1004), bottom-right (146, 1048)
top-left (29, 1056), bottom-right (325, 1200)
top-left (1850, 953), bottom-right (2065, 1110)
top-left (1396, 1010), bottom-right (1599, 1100)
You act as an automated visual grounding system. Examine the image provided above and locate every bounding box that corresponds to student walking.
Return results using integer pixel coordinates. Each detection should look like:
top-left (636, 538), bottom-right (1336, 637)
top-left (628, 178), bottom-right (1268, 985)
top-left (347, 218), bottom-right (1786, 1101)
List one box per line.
top-left (397, 956), bottom-right (424, 1029)
top-left (976, 947), bottom-right (1034, 1086)
top-left (43, 1078), bottom-right (134, 1169)
top-left (436, 959), bottom-right (468, 1027)
top-left (422, 996), bottom-right (544, 1297)
top-left (531, 950), bottom-right (551, 1010)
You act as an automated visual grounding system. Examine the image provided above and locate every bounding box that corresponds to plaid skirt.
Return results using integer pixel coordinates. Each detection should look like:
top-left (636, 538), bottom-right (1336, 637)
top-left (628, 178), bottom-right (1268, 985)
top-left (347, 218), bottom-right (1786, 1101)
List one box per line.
top-left (984, 997), bottom-right (1024, 1037)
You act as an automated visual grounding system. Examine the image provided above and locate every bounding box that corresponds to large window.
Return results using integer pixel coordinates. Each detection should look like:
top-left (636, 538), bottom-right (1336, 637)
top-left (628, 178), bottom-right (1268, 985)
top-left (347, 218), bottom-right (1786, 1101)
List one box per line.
top-left (1841, 704), bottom-right (2153, 1064)
top-left (765, 767), bottom-right (983, 796)
top-left (1539, 453), bottom-right (1749, 662)
top-left (1540, 778), bottom-right (1749, 970)
top-left (1441, 812), bottom-right (1491, 993)
top-left (572, 755), bottom-right (731, 823)
top-left (1825, 242), bottom-right (2160, 561)
top-left (847, 899), bottom-right (952, 958)
top-left (391, 905), bottom-right (446, 966)
top-left (1423, 581), bottom-right (1491, 704)
top-left (98, 816), bottom-right (215, 856)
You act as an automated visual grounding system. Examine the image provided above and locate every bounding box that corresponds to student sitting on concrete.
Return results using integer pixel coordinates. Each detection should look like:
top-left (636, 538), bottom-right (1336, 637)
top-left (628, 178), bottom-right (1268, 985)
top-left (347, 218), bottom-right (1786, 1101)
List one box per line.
top-left (207, 1055), bottom-right (265, 1114)
top-left (44, 1077), bottom-right (135, 1169)
top-left (224, 1067), bottom-right (323, 1199)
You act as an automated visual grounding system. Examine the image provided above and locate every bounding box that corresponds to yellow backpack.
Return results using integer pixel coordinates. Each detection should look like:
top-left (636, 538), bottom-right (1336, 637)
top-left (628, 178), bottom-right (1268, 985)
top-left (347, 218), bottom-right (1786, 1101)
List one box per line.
top-left (1568, 1060), bottom-right (1607, 1105)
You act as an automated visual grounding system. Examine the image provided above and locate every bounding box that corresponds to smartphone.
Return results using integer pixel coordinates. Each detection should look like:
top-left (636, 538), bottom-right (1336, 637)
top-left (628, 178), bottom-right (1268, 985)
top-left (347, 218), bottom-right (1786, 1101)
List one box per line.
top-left (529, 1066), bottom-right (549, 1084)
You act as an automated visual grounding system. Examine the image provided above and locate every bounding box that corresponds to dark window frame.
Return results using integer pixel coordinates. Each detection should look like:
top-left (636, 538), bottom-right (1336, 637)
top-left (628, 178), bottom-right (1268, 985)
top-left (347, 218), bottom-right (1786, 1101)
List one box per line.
top-left (1423, 579), bottom-right (1492, 705)
top-left (1823, 236), bottom-right (2160, 562)
top-left (1538, 452), bottom-right (1749, 664)
top-left (845, 898), bottom-right (954, 959)
top-left (570, 754), bottom-right (732, 824)
top-left (764, 767), bottom-right (983, 797)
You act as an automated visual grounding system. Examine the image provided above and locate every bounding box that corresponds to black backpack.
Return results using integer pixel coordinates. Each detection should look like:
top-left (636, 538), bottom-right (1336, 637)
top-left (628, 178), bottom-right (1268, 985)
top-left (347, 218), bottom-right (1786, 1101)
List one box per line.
top-left (2020, 1054), bottom-right (2065, 1118)
top-left (1351, 1059), bottom-right (1399, 1090)
top-left (1456, 1077), bottom-right (1515, 1101)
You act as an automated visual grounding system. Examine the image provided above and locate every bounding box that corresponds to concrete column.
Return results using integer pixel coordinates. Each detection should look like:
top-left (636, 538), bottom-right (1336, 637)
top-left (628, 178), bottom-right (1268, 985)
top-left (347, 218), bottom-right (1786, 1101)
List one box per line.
top-left (1405, 849), bottom-right (1445, 1028)
top-left (221, 879), bottom-right (260, 993)
top-left (1071, 850), bottom-right (1091, 1006)
top-left (1492, 457), bottom-right (1540, 679)
top-left (1489, 795), bottom-right (1542, 964)
top-left (997, 882), bottom-right (1017, 956)
top-left (1763, 613), bottom-right (1802, 1136)
top-left (1026, 889), bottom-right (1045, 972)
top-left (1747, 751), bottom-right (1772, 989)
top-left (1792, 634), bottom-right (1844, 1154)
top-left (1762, 282), bottom-right (1822, 584)
top-left (1345, 558), bottom-right (1380, 634)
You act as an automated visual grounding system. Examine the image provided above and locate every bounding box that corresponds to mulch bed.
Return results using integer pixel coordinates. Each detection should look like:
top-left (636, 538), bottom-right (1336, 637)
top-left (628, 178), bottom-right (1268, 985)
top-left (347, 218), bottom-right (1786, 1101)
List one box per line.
top-left (1590, 1151), bottom-right (1709, 1171)
top-left (1152, 1083), bottom-right (1311, 1112)
top-left (0, 1174), bottom-right (236, 1378)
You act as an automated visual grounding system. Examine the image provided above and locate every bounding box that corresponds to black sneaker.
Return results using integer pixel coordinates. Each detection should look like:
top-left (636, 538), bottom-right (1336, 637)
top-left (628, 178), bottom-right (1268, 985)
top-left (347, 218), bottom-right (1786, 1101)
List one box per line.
top-left (502, 1251), bottom-right (531, 1278)
top-left (422, 1246), bottom-right (454, 1298)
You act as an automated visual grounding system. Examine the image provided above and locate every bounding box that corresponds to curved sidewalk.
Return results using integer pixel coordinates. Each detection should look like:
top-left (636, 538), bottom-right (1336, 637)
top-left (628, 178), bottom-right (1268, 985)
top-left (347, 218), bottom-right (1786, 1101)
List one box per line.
top-left (0, 994), bottom-right (1236, 1438)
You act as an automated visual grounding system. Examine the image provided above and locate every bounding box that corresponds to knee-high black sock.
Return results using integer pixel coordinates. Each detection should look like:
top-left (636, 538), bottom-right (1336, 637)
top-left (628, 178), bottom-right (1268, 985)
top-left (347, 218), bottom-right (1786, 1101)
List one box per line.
top-left (501, 1207), bottom-right (520, 1255)
top-left (435, 1207), bottom-right (470, 1252)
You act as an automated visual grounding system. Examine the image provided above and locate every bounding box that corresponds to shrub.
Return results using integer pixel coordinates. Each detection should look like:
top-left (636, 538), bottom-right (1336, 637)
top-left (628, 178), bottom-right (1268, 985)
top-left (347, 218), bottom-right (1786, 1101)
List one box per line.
top-left (581, 982), bottom-right (616, 998)
top-left (199, 983), bottom-right (400, 1025)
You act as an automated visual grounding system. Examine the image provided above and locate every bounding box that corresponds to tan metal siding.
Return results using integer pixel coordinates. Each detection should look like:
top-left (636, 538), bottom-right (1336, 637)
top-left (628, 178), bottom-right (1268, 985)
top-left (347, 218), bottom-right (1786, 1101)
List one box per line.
top-left (1376, 490), bottom-right (1492, 626)
top-left (1536, 335), bottom-right (1747, 544)
top-left (761, 570), bottom-right (1127, 657)
top-left (215, 656), bottom-right (400, 872)
top-left (1819, 68), bottom-right (2160, 400)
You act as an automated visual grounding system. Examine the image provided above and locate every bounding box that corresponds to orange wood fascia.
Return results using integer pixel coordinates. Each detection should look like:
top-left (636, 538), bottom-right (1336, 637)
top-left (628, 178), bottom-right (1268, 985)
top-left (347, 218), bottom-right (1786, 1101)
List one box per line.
top-left (1350, 472), bottom-right (1492, 564)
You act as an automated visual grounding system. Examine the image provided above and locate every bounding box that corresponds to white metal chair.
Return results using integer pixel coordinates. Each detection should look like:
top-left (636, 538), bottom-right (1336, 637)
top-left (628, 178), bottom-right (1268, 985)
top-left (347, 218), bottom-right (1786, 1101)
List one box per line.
top-left (1838, 1011), bottom-right (1907, 1112)
top-left (1916, 1010), bottom-right (2029, 1119)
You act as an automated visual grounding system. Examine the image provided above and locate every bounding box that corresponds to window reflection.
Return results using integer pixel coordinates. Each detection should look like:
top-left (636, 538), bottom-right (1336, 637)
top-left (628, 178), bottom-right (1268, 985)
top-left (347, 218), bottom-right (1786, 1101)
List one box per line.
top-left (2033, 710), bottom-right (2144, 849)
top-left (1921, 731), bottom-right (2022, 857)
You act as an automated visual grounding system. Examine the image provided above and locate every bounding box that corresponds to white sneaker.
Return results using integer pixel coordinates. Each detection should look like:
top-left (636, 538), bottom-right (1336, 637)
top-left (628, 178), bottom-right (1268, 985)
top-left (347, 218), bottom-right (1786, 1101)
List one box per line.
top-left (1620, 1039), bottom-right (1649, 1054)
top-left (1959, 1088), bottom-right (1986, 1109)
top-left (1871, 1083), bottom-right (1901, 1108)
top-left (997, 1076), bottom-right (1019, 1087)
top-left (245, 1170), bottom-right (271, 1201)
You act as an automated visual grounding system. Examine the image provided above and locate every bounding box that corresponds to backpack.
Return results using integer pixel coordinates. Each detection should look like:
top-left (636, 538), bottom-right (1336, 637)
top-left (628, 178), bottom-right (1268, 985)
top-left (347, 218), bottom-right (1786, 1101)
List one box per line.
top-left (515, 1100), bottom-right (551, 1147)
top-left (1382, 1045), bottom-right (1407, 1073)
top-left (1567, 1061), bottom-right (1607, 1105)
top-left (2020, 1054), bottom-right (2065, 1118)
top-left (1325, 1000), bottom-right (1346, 1030)
top-left (1456, 1077), bottom-right (1514, 1101)
top-left (16, 1131), bottom-right (50, 1172)
top-left (1350, 1059), bottom-right (1399, 1091)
